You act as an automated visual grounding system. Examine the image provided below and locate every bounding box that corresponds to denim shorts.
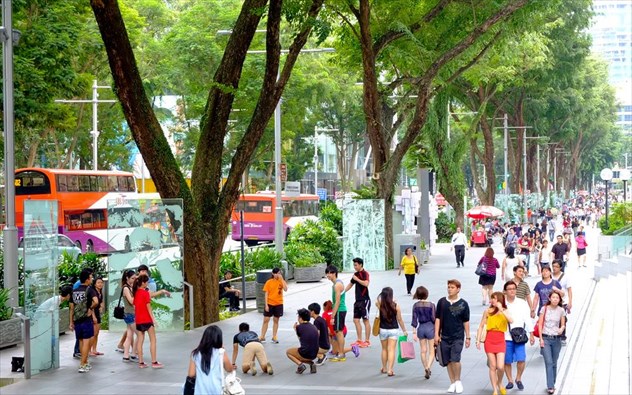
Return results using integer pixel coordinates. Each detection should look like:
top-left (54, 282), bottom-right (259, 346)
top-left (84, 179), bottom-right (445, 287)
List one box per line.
top-left (74, 319), bottom-right (94, 340)
top-left (379, 328), bottom-right (399, 341)
top-left (123, 313), bottom-right (135, 325)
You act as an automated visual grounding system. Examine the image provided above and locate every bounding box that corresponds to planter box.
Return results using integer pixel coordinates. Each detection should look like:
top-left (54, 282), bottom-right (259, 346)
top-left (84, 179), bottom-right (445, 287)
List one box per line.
top-left (59, 307), bottom-right (70, 334)
top-left (234, 281), bottom-right (256, 299)
top-left (0, 317), bottom-right (23, 349)
top-left (294, 263), bottom-right (326, 283)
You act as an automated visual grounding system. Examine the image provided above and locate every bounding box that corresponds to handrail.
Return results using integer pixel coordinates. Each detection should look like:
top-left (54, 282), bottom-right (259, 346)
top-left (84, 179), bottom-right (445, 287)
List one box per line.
top-left (613, 223), bottom-right (632, 236)
top-left (219, 273), bottom-right (256, 285)
top-left (15, 312), bottom-right (30, 379)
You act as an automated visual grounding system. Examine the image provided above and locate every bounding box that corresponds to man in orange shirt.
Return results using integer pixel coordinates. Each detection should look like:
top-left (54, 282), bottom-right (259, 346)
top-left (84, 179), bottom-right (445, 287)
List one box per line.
top-left (259, 267), bottom-right (288, 343)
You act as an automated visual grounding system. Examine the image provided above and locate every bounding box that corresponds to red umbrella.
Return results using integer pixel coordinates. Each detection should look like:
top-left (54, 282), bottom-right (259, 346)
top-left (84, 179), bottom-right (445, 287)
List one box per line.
top-left (466, 205), bottom-right (505, 219)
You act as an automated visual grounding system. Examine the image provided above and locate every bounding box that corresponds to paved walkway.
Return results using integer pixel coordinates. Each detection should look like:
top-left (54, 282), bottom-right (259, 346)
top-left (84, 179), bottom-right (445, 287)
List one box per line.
top-left (0, 226), bottom-right (612, 394)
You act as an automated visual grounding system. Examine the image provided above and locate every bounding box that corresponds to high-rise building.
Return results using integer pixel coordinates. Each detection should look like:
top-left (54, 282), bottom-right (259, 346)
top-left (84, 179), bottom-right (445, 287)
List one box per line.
top-left (589, 0), bottom-right (632, 133)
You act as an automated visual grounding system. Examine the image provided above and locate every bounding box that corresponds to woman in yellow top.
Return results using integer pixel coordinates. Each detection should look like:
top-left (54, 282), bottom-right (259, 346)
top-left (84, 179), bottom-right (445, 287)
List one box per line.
top-left (476, 291), bottom-right (513, 395)
top-left (398, 247), bottom-right (418, 295)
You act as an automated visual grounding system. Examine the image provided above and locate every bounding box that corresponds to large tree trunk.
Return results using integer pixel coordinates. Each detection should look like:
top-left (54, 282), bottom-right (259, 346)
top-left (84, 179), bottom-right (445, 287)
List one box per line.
top-left (91, 0), bottom-right (324, 326)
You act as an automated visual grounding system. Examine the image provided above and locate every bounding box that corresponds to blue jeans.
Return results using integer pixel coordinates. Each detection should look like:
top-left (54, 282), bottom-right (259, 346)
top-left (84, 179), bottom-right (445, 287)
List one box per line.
top-left (522, 253), bottom-right (530, 273)
top-left (542, 335), bottom-right (562, 389)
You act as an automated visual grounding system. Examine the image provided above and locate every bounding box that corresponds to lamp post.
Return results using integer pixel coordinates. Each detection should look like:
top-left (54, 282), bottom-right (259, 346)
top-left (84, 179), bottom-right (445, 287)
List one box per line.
top-left (620, 168), bottom-right (630, 202)
top-left (55, 80), bottom-right (117, 170)
top-left (600, 168), bottom-right (613, 229)
top-left (1, 0), bottom-right (20, 309)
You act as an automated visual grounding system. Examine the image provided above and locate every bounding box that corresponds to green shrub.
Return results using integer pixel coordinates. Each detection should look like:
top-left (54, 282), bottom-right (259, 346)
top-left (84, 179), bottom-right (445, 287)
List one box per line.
top-left (319, 201), bottom-right (343, 236)
top-left (599, 202), bottom-right (632, 235)
top-left (285, 242), bottom-right (324, 268)
top-left (58, 252), bottom-right (106, 285)
top-left (219, 247), bottom-right (282, 278)
top-left (0, 287), bottom-right (14, 321)
top-left (435, 212), bottom-right (456, 242)
top-left (287, 219), bottom-right (342, 268)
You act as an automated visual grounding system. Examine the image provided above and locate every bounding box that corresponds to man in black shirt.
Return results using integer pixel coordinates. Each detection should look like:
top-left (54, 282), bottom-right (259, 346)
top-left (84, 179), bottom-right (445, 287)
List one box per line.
top-left (220, 271), bottom-right (241, 311)
top-left (231, 322), bottom-right (272, 375)
top-left (550, 235), bottom-right (570, 271)
top-left (286, 308), bottom-right (319, 374)
top-left (308, 303), bottom-right (331, 365)
top-left (70, 269), bottom-right (98, 373)
top-left (345, 257), bottom-right (372, 347)
top-left (435, 279), bottom-right (471, 394)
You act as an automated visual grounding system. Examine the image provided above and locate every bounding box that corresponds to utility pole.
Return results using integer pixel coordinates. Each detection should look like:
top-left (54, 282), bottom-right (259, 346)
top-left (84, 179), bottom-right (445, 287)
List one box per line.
top-left (503, 113), bottom-right (508, 195)
top-left (56, 80), bottom-right (116, 170)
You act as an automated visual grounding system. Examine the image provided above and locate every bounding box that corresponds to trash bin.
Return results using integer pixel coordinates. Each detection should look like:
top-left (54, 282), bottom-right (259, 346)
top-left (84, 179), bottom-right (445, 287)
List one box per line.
top-left (256, 269), bottom-right (273, 313)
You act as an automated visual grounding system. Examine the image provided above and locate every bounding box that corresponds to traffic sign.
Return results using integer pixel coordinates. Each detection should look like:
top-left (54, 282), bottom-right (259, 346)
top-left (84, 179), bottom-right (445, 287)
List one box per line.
top-left (317, 188), bottom-right (327, 201)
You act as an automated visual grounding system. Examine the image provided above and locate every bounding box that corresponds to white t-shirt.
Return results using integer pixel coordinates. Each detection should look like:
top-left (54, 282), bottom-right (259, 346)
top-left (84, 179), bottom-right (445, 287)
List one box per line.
top-left (551, 272), bottom-right (571, 305)
top-left (503, 256), bottom-right (521, 280)
top-left (505, 297), bottom-right (533, 341)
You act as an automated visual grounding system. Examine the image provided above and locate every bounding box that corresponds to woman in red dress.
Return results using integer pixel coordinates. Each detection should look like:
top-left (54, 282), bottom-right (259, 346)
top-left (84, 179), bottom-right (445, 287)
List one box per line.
top-left (476, 292), bottom-right (513, 395)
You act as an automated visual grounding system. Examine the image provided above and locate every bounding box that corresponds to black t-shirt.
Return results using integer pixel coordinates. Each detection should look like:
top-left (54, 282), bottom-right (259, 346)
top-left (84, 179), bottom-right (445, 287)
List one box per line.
top-left (312, 316), bottom-right (330, 350)
top-left (219, 280), bottom-right (232, 298)
top-left (551, 242), bottom-right (569, 260)
top-left (436, 297), bottom-right (470, 341)
top-left (296, 322), bottom-right (319, 360)
top-left (350, 270), bottom-right (370, 301)
top-left (71, 284), bottom-right (97, 323)
top-left (233, 331), bottom-right (260, 347)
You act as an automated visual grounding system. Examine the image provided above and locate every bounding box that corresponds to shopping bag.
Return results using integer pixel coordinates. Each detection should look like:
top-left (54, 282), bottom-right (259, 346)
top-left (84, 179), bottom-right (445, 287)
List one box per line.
top-left (397, 334), bottom-right (414, 363)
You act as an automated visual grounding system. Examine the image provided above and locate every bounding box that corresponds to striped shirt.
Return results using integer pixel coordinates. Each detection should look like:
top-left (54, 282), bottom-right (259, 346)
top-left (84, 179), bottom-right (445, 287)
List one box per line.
top-left (515, 279), bottom-right (531, 301)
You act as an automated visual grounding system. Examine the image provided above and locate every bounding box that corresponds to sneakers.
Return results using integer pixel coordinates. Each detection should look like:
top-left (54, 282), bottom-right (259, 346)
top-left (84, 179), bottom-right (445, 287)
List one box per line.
top-left (259, 338), bottom-right (267, 343)
top-left (250, 362), bottom-right (257, 376)
top-left (330, 355), bottom-right (346, 362)
top-left (310, 363), bottom-right (317, 374)
top-left (272, 337), bottom-right (279, 344)
top-left (516, 381), bottom-right (524, 390)
top-left (151, 361), bottom-right (164, 369)
top-left (315, 355), bottom-right (327, 366)
top-left (115, 347), bottom-right (124, 353)
top-left (266, 362), bottom-right (273, 375)
top-left (296, 364), bottom-right (307, 374)
top-left (78, 364), bottom-right (89, 373)
top-left (447, 383), bottom-right (456, 393)
top-left (350, 340), bottom-right (362, 346)
top-left (351, 344), bottom-right (360, 358)
top-left (455, 380), bottom-right (464, 394)
top-left (359, 340), bottom-right (370, 348)
top-left (500, 388), bottom-right (507, 395)
top-left (73, 353), bottom-right (81, 359)
top-left (139, 362), bottom-right (149, 369)
top-left (130, 355), bottom-right (138, 361)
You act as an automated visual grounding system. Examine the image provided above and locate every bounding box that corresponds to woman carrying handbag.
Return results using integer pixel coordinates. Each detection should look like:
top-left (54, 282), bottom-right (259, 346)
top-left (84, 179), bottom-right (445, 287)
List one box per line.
top-left (186, 325), bottom-right (234, 394)
top-left (537, 290), bottom-right (566, 394)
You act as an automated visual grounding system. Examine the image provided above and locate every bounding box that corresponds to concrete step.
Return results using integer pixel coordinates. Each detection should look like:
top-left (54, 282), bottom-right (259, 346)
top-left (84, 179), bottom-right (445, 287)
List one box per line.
top-left (606, 273), bottom-right (631, 394)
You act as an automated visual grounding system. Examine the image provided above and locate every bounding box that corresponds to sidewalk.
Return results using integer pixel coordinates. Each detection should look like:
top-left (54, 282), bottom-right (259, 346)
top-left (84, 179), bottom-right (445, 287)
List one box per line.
top-left (0, 229), bottom-right (602, 394)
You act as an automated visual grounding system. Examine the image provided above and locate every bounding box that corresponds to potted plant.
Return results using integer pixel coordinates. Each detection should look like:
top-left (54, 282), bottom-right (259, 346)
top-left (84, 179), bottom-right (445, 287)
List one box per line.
top-left (220, 247), bottom-right (282, 299)
top-left (285, 242), bottom-right (326, 283)
top-left (0, 287), bottom-right (22, 348)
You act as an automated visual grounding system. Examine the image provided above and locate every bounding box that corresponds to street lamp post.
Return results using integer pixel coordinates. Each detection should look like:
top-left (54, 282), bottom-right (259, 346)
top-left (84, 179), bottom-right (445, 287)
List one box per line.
top-left (55, 80), bottom-right (116, 170)
top-left (1, 0), bottom-right (20, 309)
top-left (600, 168), bottom-right (613, 229)
top-left (620, 168), bottom-right (630, 202)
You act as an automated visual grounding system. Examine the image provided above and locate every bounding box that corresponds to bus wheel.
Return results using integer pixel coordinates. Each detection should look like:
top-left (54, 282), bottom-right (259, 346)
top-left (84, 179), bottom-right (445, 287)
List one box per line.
top-left (124, 237), bottom-right (131, 252)
top-left (245, 240), bottom-right (258, 247)
top-left (86, 240), bottom-right (94, 253)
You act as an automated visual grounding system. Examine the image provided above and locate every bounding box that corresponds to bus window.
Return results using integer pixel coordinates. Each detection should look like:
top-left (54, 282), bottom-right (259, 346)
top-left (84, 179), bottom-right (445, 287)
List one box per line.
top-left (107, 176), bottom-right (118, 191)
top-left (56, 175), bottom-right (68, 191)
top-left (118, 176), bottom-right (135, 192)
top-left (15, 170), bottom-right (51, 195)
top-left (89, 176), bottom-right (98, 192)
top-left (68, 176), bottom-right (79, 192)
top-left (97, 176), bottom-right (107, 192)
top-left (79, 176), bottom-right (91, 192)
top-left (235, 200), bottom-right (272, 213)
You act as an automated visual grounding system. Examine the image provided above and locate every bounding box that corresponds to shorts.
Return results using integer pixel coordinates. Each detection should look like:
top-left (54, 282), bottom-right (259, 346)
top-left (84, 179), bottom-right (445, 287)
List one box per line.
top-left (123, 313), bottom-right (135, 325)
top-left (333, 311), bottom-right (347, 332)
top-left (504, 340), bottom-right (526, 364)
top-left (136, 322), bottom-right (154, 332)
top-left (263, 304), bottom-right (284, 318)
top-left (416, 322), bottom-right (435, 340)
top-left (379, 328), bottom-right (399, 341)
top-left (74, 319), bottom-right (94, 340)
top-left (353, 299), bottom-right (371, 320)
top-left (577, 248), bottom-right (586, 256)
top-left (439, 338), bottom-right (464, 364)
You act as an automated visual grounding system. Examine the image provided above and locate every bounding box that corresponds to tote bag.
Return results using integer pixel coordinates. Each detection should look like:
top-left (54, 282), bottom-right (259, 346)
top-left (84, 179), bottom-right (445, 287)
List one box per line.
top-left (397, 335), bottom-right (415, 363)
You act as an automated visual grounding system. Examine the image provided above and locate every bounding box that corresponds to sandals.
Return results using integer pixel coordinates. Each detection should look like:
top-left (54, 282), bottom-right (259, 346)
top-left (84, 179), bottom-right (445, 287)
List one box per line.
top-left (380, 368), bottom-right (387, 374)
top-left (387, 371), bottom-right (395, 377)
top-left (424, 368), bottom-right (431, 379)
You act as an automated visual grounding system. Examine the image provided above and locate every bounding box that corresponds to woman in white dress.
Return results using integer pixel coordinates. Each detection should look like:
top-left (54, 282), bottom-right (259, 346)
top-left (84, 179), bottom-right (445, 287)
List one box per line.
top-left (501, 247), bottom-right (523, 282)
